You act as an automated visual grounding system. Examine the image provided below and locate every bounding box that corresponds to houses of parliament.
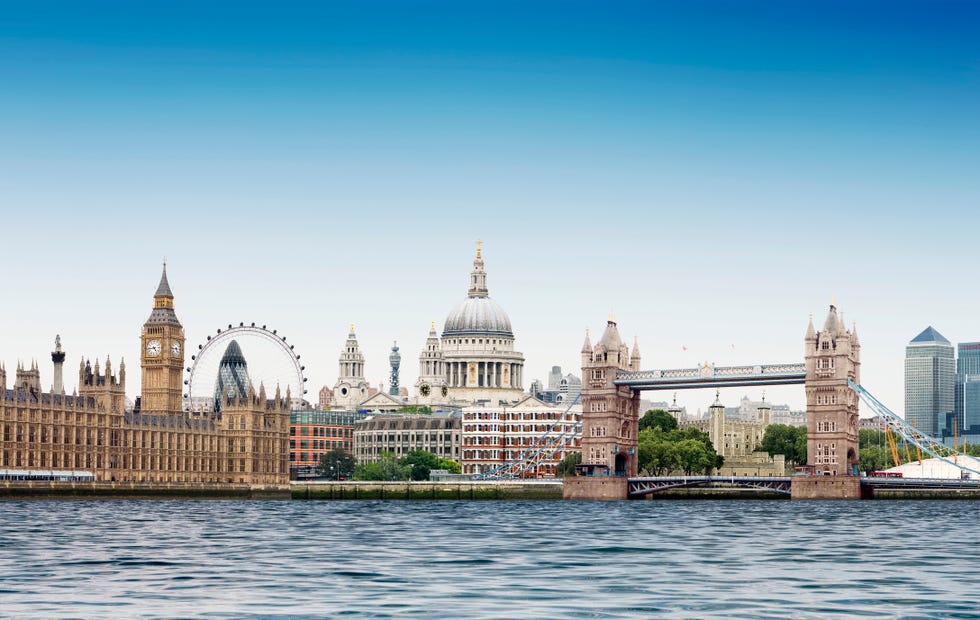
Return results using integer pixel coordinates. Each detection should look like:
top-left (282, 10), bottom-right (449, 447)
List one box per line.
top-left (0, 266), bottom-right (290, 486)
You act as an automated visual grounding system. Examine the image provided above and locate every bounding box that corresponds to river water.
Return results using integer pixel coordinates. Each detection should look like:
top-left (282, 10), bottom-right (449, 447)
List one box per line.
top-left (0, 499), bottom-right (978, 618)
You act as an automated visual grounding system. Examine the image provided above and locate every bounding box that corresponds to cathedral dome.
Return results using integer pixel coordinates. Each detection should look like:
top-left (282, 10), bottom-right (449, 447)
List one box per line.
top-left (443, 296), bottom-right (513, 338)
top-left (442, 245), bottom-right (514, 338)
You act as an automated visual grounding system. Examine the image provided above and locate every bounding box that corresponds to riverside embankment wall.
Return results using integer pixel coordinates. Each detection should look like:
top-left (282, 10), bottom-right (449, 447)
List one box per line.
top-left (0, 481), bottom-right (290, 499)
top-left (292, 480), bottom-right (564, 500)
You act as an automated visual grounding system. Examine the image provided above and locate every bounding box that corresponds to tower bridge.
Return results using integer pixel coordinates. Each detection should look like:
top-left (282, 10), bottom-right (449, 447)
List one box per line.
top-left (614, 363), bottom-right (806, 391)
top-left (565, 303), bottom-right (864, 500)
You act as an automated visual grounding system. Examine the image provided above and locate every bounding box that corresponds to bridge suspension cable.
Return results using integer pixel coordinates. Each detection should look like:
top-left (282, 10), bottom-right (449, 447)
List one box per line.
top-left (848, 380), bottom-right (980, 478)
top-left (474, 392), bottom-right (582, 480)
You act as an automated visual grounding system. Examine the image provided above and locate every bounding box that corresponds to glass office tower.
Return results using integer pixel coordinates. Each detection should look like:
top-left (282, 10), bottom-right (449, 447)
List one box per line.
top-left (956, 342), bottom-right (980, 432)
top-left (904, 327), bottom-right (955, 436)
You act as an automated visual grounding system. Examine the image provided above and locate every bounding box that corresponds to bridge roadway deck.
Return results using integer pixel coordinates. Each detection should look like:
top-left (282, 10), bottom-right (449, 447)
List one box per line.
top-left (615, 363), bottom-right (806, 391)
top-left (628, 475), bottom-right (980, 498)
top-left (629, 476), bottom-right (793, 497)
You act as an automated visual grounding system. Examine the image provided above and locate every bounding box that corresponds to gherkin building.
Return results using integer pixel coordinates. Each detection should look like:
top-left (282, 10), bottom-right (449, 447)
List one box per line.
top-left (214, 340), bottom-right (252, 413)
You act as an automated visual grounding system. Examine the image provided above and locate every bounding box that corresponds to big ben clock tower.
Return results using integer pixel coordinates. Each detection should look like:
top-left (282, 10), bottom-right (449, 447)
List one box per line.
top-left (141, 262), bottom-right (185, 413)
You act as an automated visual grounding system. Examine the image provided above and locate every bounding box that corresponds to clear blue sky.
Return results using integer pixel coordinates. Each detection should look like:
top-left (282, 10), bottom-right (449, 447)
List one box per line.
top-left (1, 1), bottom-right (978, 414)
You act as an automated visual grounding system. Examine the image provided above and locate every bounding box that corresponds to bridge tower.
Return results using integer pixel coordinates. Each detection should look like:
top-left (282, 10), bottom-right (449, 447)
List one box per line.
top-left (793, 303), bottom-right (865, 499)
top-left (565, 316), bottom-right (640, 500)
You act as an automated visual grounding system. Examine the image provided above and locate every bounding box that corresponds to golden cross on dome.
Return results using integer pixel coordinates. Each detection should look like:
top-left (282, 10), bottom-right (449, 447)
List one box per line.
top-left (476, 239), bottom-right (482, 259)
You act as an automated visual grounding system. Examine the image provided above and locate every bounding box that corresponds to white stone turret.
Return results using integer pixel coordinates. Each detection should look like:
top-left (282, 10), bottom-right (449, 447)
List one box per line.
top-left (416, 321), bottom-right (447, 404)
top-left (333, 324), bottom-right (369, 408)
top-left (581, 328), bottom-right (593, 368)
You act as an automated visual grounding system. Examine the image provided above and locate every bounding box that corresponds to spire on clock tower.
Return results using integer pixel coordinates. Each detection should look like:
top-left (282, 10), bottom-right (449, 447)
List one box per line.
top-left (141, 263), bottom-right (185, 413)
top-left (156, 259), bottom-right (173, 298)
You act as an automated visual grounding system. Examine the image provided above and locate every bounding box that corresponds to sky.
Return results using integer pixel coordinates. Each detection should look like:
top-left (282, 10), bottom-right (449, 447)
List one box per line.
top-left (1, 1), bottom-right (978, 415)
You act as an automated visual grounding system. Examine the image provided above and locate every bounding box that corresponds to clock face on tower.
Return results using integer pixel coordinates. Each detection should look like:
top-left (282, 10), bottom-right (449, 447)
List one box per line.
top-left (420, 383), bottom-right (431, 397)
top-left (441, 386), bottom-right (448, 397)
top-left (146, 339), bottom-right (162, 357)
top-left (171, 341), bottom-right (182, 357)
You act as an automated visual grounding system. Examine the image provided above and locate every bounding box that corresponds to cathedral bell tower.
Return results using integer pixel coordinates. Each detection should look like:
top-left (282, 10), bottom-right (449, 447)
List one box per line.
top-left (140, 263), bottom-right (185, 413)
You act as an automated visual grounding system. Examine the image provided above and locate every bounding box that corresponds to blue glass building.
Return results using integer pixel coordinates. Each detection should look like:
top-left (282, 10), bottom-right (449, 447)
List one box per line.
top-left (905, 327), bottom-right (955, 437)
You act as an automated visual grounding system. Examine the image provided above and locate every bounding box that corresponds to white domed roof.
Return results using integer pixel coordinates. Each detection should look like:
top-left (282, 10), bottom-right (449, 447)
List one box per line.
top-left (443, 296), bottom-right (513, 338)
top-left (443, 246), bottom-right (515, 338)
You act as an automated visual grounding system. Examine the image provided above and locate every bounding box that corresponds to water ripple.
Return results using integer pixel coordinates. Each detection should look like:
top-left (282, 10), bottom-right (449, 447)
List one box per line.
top-left (1, 499), bottom-right (979, 618)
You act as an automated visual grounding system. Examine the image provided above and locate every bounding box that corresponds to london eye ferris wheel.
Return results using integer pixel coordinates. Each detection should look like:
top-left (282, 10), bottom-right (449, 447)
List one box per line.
top-left (184, 323), bottom-right (308, 412)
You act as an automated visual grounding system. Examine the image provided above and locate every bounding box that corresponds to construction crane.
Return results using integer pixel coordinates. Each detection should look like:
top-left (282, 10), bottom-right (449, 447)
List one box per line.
top-left (849, 379), bottom-right (980, 478)
top-left (885, 426), bottom-right (901, 469)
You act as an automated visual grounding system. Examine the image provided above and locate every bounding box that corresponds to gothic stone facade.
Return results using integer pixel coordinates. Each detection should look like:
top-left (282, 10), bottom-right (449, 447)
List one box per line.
top-left (0, 266), bottom-right (290, 486)
top-left (579, 318), bottom-right (641, 477)
top-left (803, 304), bottom-right (861, 476)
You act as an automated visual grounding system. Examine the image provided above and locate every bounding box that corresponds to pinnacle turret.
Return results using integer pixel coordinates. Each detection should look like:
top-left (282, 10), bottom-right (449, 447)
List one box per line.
top-left (155, 261), bottom-right (174, 298)
top-left (822, 304), bottom-right (840, 336)
top-left (467, 240), bottom-right (489, 298)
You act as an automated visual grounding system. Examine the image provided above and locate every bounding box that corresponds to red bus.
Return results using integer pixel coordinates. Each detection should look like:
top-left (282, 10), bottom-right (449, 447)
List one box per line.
top-left (869, 471), bottom-right (903, 478)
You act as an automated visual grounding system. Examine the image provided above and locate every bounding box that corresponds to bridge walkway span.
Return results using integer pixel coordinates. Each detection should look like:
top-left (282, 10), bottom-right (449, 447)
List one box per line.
top-left (628, 476), bottom-right (792, 497)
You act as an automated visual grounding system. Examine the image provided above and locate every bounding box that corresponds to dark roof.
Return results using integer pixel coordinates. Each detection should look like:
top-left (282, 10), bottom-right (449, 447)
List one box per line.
top-left (146, 307), bottom-right (181, 326)
top-left (3, 389), bottom-right (94, 408)
top-left (910, 326), bottom-right (951, 345)
top-left (221, 340), bottom-right (247, 366)
top-left (155, 265), bottom-right (174, 298)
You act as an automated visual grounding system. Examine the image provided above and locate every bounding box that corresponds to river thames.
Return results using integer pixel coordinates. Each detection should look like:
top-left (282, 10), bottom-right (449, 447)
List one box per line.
top-left (1, 499), bottom-right (978, 618)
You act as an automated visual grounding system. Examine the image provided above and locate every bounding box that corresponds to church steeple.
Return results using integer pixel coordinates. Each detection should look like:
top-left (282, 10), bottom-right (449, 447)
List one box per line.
top-left (467, 240), bottom-right (489, 298)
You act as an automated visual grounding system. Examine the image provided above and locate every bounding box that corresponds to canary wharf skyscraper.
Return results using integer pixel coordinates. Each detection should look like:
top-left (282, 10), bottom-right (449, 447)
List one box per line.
top-left (955, 342), bottom-right (980, 433)
top-left (904, 327), bottom-right (955, 436)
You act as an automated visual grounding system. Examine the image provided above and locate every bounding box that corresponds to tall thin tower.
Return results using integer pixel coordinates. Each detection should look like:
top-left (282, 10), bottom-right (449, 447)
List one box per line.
top-left (389, 342), bottom-right (401, 396)
top-left (51, 334), bottom-right (65, 393)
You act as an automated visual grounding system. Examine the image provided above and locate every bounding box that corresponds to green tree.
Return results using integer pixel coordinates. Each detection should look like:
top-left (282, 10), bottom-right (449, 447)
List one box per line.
top-left (637, 426), bottom-right (720, 475)
top-left (398, 405), bottom-right (432, 414)
top-left (315, 448), bottom-right (355, 480)
top-left (435, 458), bottom-right (462, 474)
top-left (556, 452), bottom-right (582, 477)
top-left (760, 424), bottom-right (807, 465)
top-left (676, 438), bottom-right (716, 475)
top-left (647, 439), bottom-right (680, 476)
top-left (353, 451), bottom-right (409, 481)
top-left (639, 409), bottom-right (677, 432)
top-left (637, 424), bottom-right (724, 476)
top-left (859, 445), bottom-right (893, 474)
top-left (401, 449), bottom-right (441, 480)
top-left (795, 429), bottom-right (808, 465)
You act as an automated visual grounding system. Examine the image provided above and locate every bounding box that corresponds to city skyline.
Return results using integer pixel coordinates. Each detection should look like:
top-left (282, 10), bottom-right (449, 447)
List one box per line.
top-left (2, 2), bottom-right (979, 416)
